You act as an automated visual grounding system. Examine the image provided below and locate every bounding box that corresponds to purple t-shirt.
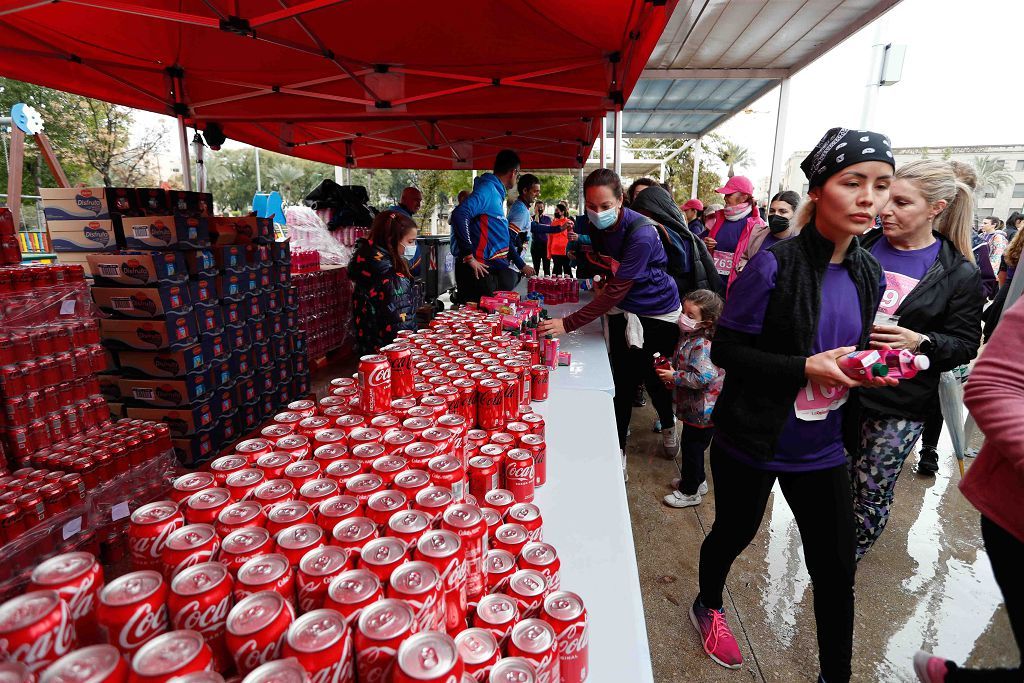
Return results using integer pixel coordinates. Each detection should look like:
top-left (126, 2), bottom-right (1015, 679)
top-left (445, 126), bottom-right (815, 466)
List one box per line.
top-left (759, 232), bottom-right (790, 253)
top-left (716, 251), bottom-right (864, 472)
top-left (869, 238), bottom-right (940, 319)
top-left (715, 218), bottom-right (746, 254)
top-left (598, 207), bottom-right (680, 316)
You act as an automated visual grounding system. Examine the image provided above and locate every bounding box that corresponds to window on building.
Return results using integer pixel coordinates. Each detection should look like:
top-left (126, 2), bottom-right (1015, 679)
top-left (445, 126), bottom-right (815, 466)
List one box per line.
top-left (995, 159), bottom-right (1005, 169)
top-left (984, 191), bottom-right (996, 198)
top-left (1013, 184), bottom-right (1024, 198)
top-left (979, 208), bottom-right (994, 217)
top-left (1017, 160), bottom-right (1024, 172)
top-left (801, 183), bottom-right (809, 195)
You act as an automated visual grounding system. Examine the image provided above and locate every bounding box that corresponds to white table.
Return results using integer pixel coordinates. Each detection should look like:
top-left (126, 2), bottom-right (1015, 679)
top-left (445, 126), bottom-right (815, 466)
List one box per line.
top-left (539, 293), bottom-right (615, 396)
top-left (532, 388), bottom-right (653, 683)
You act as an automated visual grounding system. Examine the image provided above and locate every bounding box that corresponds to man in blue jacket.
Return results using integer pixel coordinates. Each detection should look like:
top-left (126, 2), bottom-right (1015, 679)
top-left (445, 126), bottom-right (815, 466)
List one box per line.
top-left (508, 174), bottom-right (562, 277)
top-left (450, 149), bottom-right (535, 302)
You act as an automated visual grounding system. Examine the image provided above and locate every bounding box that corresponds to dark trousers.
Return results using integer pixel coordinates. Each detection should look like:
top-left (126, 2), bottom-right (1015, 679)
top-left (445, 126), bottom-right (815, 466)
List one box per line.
top-left (678, 424), bottom-right (712, 495)
top-left (454, 261), bottom-right (520, 304)
top-left (552, 255), bottom-right (572, 277)
top-left (607, 313), bottom-right (678, 448)
top-left (531, 244), bottom-right (550, 276)
top-left (947, 516), bottom-right (1024, 682)
top-left (699, 445), bottom-right (856, 683)
top-left (921, 396), bottom-right (943, 451)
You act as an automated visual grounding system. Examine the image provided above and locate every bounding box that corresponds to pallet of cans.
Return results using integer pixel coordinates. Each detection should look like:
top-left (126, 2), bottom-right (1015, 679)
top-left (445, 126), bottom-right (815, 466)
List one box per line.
top-left (293, 266), bottom-right (353, 361)
top-left (0, 307), bottom-right (588, 681)
top-left (526, 276), bottom-right (580, 306)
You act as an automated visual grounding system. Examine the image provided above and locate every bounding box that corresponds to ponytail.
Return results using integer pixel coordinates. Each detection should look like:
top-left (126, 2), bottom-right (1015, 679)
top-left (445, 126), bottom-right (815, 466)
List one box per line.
top-left (896, 160), bottom-right (975, 265)
top-left (934, 180), bottom-right (976, 265)
top-left (793, 196), bottom-right (816, 231)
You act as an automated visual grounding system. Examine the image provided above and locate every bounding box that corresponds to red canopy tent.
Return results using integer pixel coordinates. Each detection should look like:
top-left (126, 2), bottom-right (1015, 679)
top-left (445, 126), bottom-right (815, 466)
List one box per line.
top-left (0, 0), bottom-right (674, 170)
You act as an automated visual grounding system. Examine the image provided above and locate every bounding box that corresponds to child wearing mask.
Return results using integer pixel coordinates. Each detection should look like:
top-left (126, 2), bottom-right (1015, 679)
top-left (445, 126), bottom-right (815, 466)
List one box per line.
top-left (656, 289), bottom-right (725, 508)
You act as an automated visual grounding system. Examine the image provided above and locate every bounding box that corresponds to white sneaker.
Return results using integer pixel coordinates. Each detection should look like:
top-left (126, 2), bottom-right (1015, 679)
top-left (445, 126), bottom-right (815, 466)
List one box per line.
top-left (661, 429), bottom-right (679, 458)
top-left (664, 491), bottom-right (701, 508)
top-left (670, 479), bottom-right (709, 496)
top-left (621, 450), bottom-right (628, 482)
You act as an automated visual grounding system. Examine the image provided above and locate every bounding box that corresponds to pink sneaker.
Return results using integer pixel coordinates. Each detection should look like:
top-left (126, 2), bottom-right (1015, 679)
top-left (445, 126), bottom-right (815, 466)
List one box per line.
top-left (913, 651), bottom-right (948, 682)
top-left (690, 598), bottom-right (743, 669)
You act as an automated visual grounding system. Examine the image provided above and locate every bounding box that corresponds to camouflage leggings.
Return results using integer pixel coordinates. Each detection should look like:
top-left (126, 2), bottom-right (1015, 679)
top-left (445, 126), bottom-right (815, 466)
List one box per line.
top-left (849, 409), bottom-right (925, 560)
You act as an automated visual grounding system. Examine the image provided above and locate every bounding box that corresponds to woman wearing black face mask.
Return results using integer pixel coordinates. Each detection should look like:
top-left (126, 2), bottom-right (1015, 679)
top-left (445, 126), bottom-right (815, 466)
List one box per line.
top-left (734, 190), bottom-right (801, 277)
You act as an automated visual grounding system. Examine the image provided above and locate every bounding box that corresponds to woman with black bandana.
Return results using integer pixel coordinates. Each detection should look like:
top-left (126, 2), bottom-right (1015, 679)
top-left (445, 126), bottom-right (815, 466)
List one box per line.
top-left (734, 190), bottom-right (802, 276)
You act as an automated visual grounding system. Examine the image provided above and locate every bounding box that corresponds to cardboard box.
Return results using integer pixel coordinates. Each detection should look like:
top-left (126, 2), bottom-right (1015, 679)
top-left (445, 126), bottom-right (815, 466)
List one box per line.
top-left (229, 347), bottom-right (256, 378)
top-left (211, 245), bottom-right (254, 273)
top-left (189, 276), bottom-right (217, 306)
top-left (194, 301), bottom-right (224, 335)
top-left (216, 410), bottom-right (240, 446)
top-left (92, 285), bottom-right (192, 318)
top-left (255, 366), bottom-right (276, 395)
top-left (209, 217), bottom-right (271, 246)
top-left (271, 240), bottom-right (291, 264)
top-left (136, 188), bottom-right (170, 216)
top-left (211, 381), bottom-right (236, 418)
top-left (201, 329), bottom-right (232, 362)
top-left (235, 375), bottom-right (258, 406)
top-left (40, 187), bottom-right (110, 221)
top-left (107, 401), bottom-right (126, 419)
top-left (119, 372), bottom-right (209, 407)
top-left (98, 373), bottom-right (122, 401)
top-left (115, 345), bottom-right (205, 378)
top-left (48, 219), bottom-right (121, 251)
top-left (209, 357), bottom-right (232, 390)
top-left (228, 323), bottom-right (252, 353)
top-left (106, 187), bottom-right (142, 216)
top-left (270, 334), bottom-right (289, 360)
top-left (55, 252), bottom-right (93, 269)
top-left (184, 250), bottom-right (218, 278)
top-left (172, 431), bottom-right (217, 468)
top-left (127, 402), bottom-right (215, 437)
top-left (222, 298), bottom-right (244, 327)
top-left (216, 271), bottom-right (252, 300)
top-left (267, 311), bottom-right (286, 337)
top-left (250, 319), bottom-right (269, 346)
top-left (239, 400), bottom-right (261, 432)
top-left (118, 215), bottom-right (210, 250)
top-left (100, 311), bottom-right (198, 351)
top-left (87, 252), bottom-right (187, 286)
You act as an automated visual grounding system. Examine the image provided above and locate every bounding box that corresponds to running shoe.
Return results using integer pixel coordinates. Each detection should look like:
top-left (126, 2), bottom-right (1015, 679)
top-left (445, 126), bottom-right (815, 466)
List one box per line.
top-left (913, 651), bottom-right (948, 682)
top-left (690, 598), bottom-right (743, 669)
top-left (662, 429), bottom-right (678, 458)
top-left (671, 479), bottom-right (709, 496)
top-left (916, 447), bottom-right (939, 476)
top-left (653, 419), bottom-right (662, 433)
top-left (664, 491), bottom-right (701, 508)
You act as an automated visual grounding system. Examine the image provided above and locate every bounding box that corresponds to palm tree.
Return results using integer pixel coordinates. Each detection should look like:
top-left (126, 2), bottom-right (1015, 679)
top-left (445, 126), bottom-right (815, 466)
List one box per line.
top-left (266, 163), bottom-right (306, 203)
top-left (972, 155), bottom-right (1014, 200)
top-left (717, 142), bottom-right (752, 178)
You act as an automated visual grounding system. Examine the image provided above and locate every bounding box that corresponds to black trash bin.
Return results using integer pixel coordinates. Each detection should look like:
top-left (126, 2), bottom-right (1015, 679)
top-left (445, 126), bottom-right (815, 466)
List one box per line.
top-left (414, 236), bottom-right (455, 302)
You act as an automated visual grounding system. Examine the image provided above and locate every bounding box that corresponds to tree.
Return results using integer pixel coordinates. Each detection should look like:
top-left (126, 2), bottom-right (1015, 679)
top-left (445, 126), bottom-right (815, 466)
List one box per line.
top-left (717, 141), bottom-right (752, 178)
top-left (972, 156), bottom-right (1014, 200)
top-left (625, 137), bottom-right (724, 207)
top-left (536, 174), bottom-right (574, 208)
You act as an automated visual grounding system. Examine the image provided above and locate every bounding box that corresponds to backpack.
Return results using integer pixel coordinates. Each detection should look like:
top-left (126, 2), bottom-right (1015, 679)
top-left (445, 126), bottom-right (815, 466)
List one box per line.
top-left (588, 215), bottom-right (723, 298)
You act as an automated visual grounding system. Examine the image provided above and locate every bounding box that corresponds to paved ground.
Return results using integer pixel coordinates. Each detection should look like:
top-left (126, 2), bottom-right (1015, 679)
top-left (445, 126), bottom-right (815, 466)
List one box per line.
top-left (624, 401), bottom-right (1015, 682)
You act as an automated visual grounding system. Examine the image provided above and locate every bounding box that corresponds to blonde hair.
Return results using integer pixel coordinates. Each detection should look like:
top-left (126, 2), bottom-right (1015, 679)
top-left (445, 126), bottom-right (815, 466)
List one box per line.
top-left (949, 160), bottom-right (978, 191)
top-left (793, 196), bottom-right (816, 230)
top-left (896, 159), bottom-right (975, 264)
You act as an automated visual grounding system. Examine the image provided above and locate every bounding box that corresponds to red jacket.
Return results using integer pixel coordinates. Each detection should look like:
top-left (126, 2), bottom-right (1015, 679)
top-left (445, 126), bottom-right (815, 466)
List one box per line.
top-left (960, 297), bottom-right (1024, 543)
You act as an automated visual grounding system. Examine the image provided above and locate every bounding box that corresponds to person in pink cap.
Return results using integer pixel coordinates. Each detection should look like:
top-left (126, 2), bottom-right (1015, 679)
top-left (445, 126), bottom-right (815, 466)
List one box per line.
top-left (702, 176), bottom-right (765, 292)
top-left (681, 198), bottom-right (706, 237)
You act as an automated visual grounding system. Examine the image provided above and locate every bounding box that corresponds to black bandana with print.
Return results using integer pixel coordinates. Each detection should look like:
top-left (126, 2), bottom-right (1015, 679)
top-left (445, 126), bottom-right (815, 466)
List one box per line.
top-left (800, 127), bottom-right (895, 189)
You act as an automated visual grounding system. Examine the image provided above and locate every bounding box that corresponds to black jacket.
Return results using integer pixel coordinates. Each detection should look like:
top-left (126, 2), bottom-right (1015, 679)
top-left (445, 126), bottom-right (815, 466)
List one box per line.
top-left (858, 231), bottom-right (983, 419)
top-left (710, 224), bottom-right (883, 461)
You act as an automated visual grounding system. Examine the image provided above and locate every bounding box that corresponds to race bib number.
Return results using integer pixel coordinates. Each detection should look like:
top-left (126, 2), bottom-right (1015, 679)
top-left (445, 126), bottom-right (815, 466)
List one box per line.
top-left (712, 250), bottom-right (734, 276)
top-left (794, 381), bottom-right (849, 422)
top-left (875, 270), bottom-right (919, 326)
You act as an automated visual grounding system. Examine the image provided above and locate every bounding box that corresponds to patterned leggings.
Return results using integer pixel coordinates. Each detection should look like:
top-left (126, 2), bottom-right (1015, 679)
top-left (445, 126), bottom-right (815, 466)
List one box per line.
top-left (849, 409), bottom-right (925, 559)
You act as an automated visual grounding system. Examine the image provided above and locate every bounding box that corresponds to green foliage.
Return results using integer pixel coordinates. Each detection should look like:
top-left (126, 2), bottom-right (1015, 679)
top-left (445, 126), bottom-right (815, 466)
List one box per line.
top-left (205, 147), bottom-right (334, 213)
top-left (972, 155), bottom-right (1014, 198)
top-left (716, 140), bottom-right (752, 178)
top-left (536, 174), bottom-right (574, 207)
top-left (625, 137), bottom-right (724, 207)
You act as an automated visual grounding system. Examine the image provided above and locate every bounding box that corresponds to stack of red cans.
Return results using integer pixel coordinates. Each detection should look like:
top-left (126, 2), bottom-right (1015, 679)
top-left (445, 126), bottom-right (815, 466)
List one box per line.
top-left (293, 267), bottom-right (353, 360)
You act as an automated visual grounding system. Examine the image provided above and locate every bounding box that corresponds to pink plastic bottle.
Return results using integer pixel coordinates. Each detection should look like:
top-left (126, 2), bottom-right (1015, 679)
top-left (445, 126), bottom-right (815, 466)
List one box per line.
top-left (839, 349), bottom-right (930, 380)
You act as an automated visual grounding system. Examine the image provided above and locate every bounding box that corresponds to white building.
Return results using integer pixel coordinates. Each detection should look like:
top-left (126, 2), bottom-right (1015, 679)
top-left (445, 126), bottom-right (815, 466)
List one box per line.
top-left (781, 144), bottom-right (1024, 220)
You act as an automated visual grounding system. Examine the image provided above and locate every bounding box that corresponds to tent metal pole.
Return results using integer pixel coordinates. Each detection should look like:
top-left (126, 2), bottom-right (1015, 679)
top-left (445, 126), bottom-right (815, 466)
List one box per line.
top-left (767, 78), bottom-right (791, 199)
top-left (577, 166), bottom-right (584, 212)
top-left (177, 116), bottom-right (193, 190)
top-left (255, 148), bottom-right (262, 192)
top-left (599, 114), bottom-right (606, 169)
top-left (613, 109), bottom-right (621, 176)
top-left (690, 137), bottom-right (701, 199)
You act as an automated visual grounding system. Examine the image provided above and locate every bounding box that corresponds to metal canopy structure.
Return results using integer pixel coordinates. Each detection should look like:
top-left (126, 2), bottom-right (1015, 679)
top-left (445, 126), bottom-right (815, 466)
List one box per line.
top-left (625, 0), bottom-right (902, 139)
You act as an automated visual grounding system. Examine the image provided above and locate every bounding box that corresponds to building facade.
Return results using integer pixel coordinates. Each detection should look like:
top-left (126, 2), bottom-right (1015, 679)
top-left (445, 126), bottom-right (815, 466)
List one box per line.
top-left (781, 144), bottom-right (1024, 220)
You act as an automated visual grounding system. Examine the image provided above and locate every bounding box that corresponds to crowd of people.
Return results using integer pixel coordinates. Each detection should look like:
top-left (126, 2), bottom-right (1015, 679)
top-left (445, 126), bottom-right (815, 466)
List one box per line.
top-left (345, 139), bottom-right (1023, 683)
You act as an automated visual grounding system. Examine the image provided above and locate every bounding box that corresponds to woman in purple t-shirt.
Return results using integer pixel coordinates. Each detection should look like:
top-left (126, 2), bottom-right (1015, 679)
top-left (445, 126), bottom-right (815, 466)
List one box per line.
top-left (853, 160), bottom-right (983, 559)
top-left (689, 128), bottom-right (896, 683)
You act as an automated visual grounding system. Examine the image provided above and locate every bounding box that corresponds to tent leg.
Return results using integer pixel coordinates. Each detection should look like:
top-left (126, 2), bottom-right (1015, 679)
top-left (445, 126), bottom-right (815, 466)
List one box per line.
top-left (255, 148), bottom-right (262, 192)
top-left (177, 116), bottom-right (193, 191)
top-left (599, 114), bottom-right (606, 170)
top-left (5, 127), bottom-right (25, 231)
top-left (767, 77), bottom-right (791, 199)
top-left (577, 166), bottom-right (584, 212)
top-left (690, 137), bottom-right (701, 199)
top-left (613, 109), bottom-right (622, 176)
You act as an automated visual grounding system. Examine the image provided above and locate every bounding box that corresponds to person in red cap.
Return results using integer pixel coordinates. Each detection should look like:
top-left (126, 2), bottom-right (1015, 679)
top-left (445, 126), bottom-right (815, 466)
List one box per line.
top-left (702, 176), bottom-right (765, 293)
top-left (681, 198), bottom-right (706, 238)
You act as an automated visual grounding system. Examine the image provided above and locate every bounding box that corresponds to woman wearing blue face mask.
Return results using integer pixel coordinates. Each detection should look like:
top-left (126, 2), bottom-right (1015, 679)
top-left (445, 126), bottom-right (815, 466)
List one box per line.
top-left (539, 169), bottom-right (682, 477)
top-left (349, 210), bottom-right (424, 355)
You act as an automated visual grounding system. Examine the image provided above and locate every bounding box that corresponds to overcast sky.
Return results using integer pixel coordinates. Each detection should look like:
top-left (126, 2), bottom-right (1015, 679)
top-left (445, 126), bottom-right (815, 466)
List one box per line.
top-left (139, 0), bottom-right (1024, 184)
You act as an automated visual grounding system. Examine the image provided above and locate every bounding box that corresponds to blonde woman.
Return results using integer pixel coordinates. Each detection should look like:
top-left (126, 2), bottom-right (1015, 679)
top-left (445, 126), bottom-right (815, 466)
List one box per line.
top-left (852, 159), bottom-right (984, 559)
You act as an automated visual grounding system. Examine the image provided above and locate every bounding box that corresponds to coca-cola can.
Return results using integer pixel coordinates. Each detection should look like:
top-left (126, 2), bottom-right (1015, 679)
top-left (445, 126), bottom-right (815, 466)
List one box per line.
top-left (0, 591), bottom-right (76, 674)
top-left (323, 569), bottom-right (382, 624)
top-left (313, 444), bottom-right (349, 467)
top-left (487, 658), bottom-right (537, 683)
top-left (161, 524), bottom-right (221, 580)
top-left (325, 459), bottom-right (364, 484)
top-left (220, 527), bottom-right (273, 576)
top-left (475, 380), bottom-right (503, 430)
top-left (235, 554), bottom-right (295, 606)
top-left (266, 501), bottom-right (316, 536)
top-left (280, 609), bottom-right (354, 683)
top-left (495, 373), bottom-right (520, 421)
top-left (520, 412), bottom-right (544, 438)
top-left (357, 536), bottom-right (409, 586)
top-left (129, 501), bottom-right (186, 572)
top-left (529, 366), bottom-right (549, 402)
top-left (428, 455), bottom-right (466, 502)
top-left (393, 469), bottom-right (431, 498)
top-left (225, 591), bottom-right (295, 676)
top-left (274, 523), bottom-right (326, 567)
top-left (240, 659), bottom-right (307, 683)
top-left (296, 546), bottom-right (352, 614)
top-left (252, 479), bottom-right (297, 510)
top-left (508, 618), bottom-right (559, 683)
top-left (169, 562), bottom-right (234, 672)
top-left (414, 530), bottom-right (466, 635)
top-left (519, 435), bottom-right (547, 488)
top-left (506, 503), bottom-right (543, 543)
top-left (387, 560), bottom-right (443, 632)
top-left (315, 495), bottom-right (362, 532)
top-left (364, 489), bottom-right (409, 529)
top-left (29, 551), bottom-right (104, 646)
top-left (541, 591), bottom-right (588, 683)
top-left (482, 490), bottom-right (515, 518)
top-left (472, 594), bottom-right (520, 648)
top-left (454, 628), bottom-right (500, 683)
top-left (467, 457), bottom-right (500, 501)
top-left (492, 524), bottom-right (530, 558)
top-left (370, 455), bottom-right (408, 485)
top-left (354, 599), bottom-right (415, 683)
top-left (38, 644), bottom-right (127, 682)
top-left (256, 453), bottom-right (294, 481)
top-left (235, 438), bottom-right (273, 463)
top-left (386, 509), bottom-right (432, 547)
top-left (357, 355), bottom-right (392, 416)
top-left (284, 461), bottom-right (321, 490)
top-left (129, 629), bottom-right (213, 682)
top-left (216, 501), bottom-right (267, 537)
top-left (519, 543), bottom-right (558, 593)
top-left (480, 509), bottom-right (502, 543)
top-left (392, 631), bottom-right (463, 683)
top-left (209, 456), bottom-right (248, 486)
top-left (276, 435), bottom-right (312, 461)
top-left (226, 469), bottom-right (266, 502)
top-left (171, 473), bottom-right (217, 504)
top-left (330, 517), bottom-right (378, 554)
top-left (483, 549), bottom-right (518, 594)
top-left (344, 473), bottom-right (384, 505)
top-left (503, 569), bottom-right (548, 618)
top-left (503, 451), bottom-right (535, 504)
top-left (441, 505), bottom-right (487, 601)
top-left (97, 570), bottom-right (169, 657)
top-left (185, 489), bottom-right (233, 526)
top-left (402, 440), bottom-right (437, 469)
top-left (413, 486), bottom-right (454, 523)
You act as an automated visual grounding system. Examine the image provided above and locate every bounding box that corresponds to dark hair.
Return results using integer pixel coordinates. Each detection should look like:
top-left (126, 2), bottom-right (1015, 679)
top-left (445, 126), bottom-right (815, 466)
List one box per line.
top-left (494, 149), bottom-right (521, 175)
top-left (684, 289), bottom-right (724, 330)
top-left (770, 190), bottom-right (801, 211)
top-left (584, 168), bottom-right (624, 199)
top-left (370, 210), bottom-right (417, 277)
top-left (555, 202), bottom-right (568, 217)
top-left (517, 173), bottom-right (540, 195)
top-left (534, 200), bottom-right (546, 209)
top-left (627, 177), bottom-right (657, 202)
top-left (1007, 211), bottom-right (1024, 228)
top-left (984, 215), bottom-right (999, 226)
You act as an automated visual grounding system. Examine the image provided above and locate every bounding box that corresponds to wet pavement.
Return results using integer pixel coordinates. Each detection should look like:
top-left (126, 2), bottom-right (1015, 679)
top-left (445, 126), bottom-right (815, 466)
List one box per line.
top-left (625, 403), bottom-right (1015, 682)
